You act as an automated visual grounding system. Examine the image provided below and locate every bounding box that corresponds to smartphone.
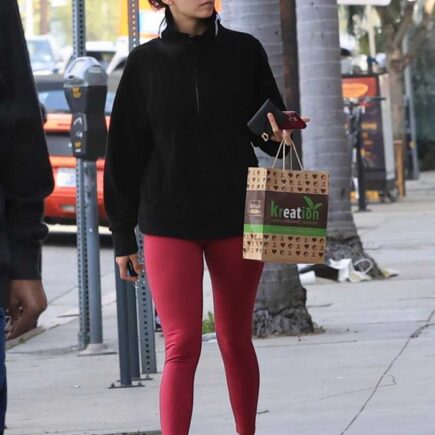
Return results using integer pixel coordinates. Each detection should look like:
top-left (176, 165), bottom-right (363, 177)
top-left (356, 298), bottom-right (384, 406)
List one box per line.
top-left (127, 260), bottom-right (138, 278)
top-left (248, 99), bottom-right (307, 142)
top-left (281, 111), bottom-right (307, 130)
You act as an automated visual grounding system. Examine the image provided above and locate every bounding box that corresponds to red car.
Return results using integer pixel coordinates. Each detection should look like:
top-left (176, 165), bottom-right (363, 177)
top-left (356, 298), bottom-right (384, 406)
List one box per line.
top-left (36, 74), bottom-right (117, 225)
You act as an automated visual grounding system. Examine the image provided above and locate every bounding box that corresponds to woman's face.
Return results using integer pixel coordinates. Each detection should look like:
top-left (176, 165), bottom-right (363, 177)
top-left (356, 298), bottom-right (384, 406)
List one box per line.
top-left (164, 0), bottom-right (215, 20)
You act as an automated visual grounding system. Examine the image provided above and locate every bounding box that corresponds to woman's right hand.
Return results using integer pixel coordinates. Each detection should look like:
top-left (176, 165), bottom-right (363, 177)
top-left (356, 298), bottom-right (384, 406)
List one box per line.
top-left (116, 254), bottom-right (144, 282)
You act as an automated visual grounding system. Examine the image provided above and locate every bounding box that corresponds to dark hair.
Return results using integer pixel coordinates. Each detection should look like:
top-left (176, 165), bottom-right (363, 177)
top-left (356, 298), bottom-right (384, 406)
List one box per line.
top-left (148, 0), bottom-right (167, 9)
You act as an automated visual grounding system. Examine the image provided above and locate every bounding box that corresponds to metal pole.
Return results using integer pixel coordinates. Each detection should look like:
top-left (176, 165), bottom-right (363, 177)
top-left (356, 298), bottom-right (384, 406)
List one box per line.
top-left (127, 0), bottom-right (157, 376)
top-left (110, 0), bottom-right (150, 386)
top-left (126, 283), bottom-right (141, 380)
top-left (355, 108), bottom-right (368, 212)
top-left (72, 0), bottom-right (89, 351)
top-left (110, 259), bottom-right (144, 388)
top-left (76, 161), bottom-right (89, 350)
top-left (127, 0), bottom-right (141, 52)
top-left (113, 259), bottom-right (132, 387)
top-left (136, 231), bottom-right (157, 376)
top-left (126, 0), bottom-right (147, 379)
top-left (72, 0), bottom-right (86, 57)
top-left (84, 161), bottom-right (103, 346)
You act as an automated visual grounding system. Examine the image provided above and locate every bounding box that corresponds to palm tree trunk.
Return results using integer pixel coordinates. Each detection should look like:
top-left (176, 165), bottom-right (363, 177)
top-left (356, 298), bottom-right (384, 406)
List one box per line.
top-left (280, 0), bottom-right (302, 157)
top-left (387, 44), bottom-right (407, 181)
top-left (222, 0), bottom-right (314, 337)
top-left (295, 0), bottom-right (382, 277)
top-left (386, 48), bottom-right (407, 146)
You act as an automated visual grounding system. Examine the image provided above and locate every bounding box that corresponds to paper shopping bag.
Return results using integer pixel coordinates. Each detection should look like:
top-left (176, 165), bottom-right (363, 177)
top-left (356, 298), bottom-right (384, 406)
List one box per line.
top-left (243, 142), bottom-right (329, 264)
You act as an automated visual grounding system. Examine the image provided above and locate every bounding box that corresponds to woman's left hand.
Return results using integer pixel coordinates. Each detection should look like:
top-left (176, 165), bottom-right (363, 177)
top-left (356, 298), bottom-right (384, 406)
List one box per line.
top-left (267, 112), bottom-right (311, 144)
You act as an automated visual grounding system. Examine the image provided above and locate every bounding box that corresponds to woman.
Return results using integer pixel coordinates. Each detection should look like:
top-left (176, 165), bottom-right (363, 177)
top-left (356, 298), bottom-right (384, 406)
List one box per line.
top-left (104, 1), bottom-right (302, 433)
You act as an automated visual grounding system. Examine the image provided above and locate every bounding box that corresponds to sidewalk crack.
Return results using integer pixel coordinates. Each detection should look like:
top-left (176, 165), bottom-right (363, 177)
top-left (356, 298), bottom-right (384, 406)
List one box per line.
top-left (310, 376), bottom-right (396, 402)
top-left (339, 323), bottom-right (434, 435)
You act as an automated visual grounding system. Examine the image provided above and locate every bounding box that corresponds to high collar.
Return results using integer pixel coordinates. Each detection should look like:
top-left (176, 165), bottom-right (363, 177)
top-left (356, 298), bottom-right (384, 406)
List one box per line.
top-left (160, 9), bottom-right (221, 43)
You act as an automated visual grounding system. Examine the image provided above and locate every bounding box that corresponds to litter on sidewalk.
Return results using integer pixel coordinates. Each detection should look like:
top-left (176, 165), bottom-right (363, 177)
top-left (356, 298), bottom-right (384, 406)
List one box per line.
top-left (299, 258), bottom-right (399, 284)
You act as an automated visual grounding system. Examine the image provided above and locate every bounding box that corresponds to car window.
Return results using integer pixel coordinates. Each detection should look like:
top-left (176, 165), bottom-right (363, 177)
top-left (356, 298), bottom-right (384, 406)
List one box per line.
top-left (38, 90), bottom-right (70, 113)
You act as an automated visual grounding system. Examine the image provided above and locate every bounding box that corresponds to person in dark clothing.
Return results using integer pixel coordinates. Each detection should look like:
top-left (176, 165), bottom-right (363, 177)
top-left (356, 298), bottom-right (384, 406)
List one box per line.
top-left (104, 1), bottom-right (306, 434)
top-left (0, 0), bottom-right (54, 430)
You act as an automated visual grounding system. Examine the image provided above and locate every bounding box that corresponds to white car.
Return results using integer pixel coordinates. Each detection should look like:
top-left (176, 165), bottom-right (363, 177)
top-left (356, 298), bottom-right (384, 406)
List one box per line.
top-left (26, 35), bottom-right (62, 75)
top-left (61, 40), bottom-right (131, 75)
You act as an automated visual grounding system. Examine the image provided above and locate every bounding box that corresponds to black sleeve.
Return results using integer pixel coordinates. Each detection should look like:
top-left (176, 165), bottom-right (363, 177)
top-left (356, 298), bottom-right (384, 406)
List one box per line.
top-left (0, 0), bottom-right (54, 280)
top-left (250, 39), bottom-right (289, 158)
top-left (103, 48), bottom-right (150, 257)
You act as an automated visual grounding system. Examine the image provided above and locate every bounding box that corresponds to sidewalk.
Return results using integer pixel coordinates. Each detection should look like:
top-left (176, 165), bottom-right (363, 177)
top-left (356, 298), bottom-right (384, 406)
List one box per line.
top-left (5, 172), bottom-right (435, 435)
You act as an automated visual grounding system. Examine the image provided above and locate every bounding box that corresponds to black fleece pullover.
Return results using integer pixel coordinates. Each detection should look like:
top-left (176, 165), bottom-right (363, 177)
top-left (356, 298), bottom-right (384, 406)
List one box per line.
top-left (104, 13), bottom-right (286, 256)
top-left (0, 0), bottom-right (54, 307)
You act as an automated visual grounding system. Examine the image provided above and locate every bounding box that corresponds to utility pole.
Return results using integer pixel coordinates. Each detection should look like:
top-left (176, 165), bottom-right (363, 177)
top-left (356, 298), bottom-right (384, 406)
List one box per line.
top-left (40, 0), bottom-right (49, 34)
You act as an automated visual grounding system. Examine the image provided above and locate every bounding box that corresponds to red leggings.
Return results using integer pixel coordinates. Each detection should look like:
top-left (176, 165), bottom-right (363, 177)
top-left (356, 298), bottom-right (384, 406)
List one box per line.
top-left (144, 235), bottom-right (264, 435)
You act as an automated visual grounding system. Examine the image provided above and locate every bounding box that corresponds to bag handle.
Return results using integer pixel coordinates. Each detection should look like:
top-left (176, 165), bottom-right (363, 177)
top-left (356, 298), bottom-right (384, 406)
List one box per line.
top-left (272, 138), bottom-right (304, 171)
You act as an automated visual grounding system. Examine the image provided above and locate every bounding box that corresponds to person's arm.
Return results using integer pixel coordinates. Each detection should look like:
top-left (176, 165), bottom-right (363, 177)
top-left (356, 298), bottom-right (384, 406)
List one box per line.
top-left (103, 48), bottom-right (150, 258)
top-left (1, 132), bottom-right (51, 341)
top-left (0, 0), bottom-right (54, 339)
top-left (1, 0), bottom-right (54, 281)
top-left (250, 39), bottom-right (290, 157)
top-left (2, 151), bottom-right (53, 281)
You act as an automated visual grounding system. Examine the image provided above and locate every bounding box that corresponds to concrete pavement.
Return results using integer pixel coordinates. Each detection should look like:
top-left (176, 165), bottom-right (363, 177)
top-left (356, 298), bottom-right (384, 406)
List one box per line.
top-left (5, 172), bottom-right (435, 435)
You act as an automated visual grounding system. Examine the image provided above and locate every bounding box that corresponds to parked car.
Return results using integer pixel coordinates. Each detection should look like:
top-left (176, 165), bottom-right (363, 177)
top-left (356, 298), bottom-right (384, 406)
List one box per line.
top-left (27, 35), bottom-right (61, 75)
top-left (35, 73), bottom-right (119, 225)
top-left (61, 41), bottom-right (129, 75)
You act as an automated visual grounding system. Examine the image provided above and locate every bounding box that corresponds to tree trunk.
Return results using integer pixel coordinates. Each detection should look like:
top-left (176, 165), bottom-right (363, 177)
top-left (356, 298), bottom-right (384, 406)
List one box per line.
top-left (222, 0), bottom-right (314, 337)
top-left (280, 0), bottom-right (302, 158)
top-left (376, 0), bottom-right (435, 172)
top-left (386, 45), bottom-right (407, 177)
top-left (295, 0), bottom-right (382, 277)
top-left (40, 0), bottom-right (49, 34)
top-left (412, 14), bottom-right (435, 169)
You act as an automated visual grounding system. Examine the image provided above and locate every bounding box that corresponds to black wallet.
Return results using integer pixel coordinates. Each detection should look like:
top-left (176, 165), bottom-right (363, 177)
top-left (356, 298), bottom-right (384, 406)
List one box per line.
top-left (247, 99), bottom-right (287, 142)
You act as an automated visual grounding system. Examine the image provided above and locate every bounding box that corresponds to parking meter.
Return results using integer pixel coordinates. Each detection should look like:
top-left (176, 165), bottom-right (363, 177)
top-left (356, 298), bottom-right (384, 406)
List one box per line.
top-left (64, 57), bottom-right (108, 161)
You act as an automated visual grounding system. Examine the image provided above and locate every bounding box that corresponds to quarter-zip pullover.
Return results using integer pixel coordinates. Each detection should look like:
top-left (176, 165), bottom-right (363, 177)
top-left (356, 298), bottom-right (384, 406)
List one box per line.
top-left (189, 38), bottom-right (201, 114)
top-left (104, 12), bottom-right (286, 256)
